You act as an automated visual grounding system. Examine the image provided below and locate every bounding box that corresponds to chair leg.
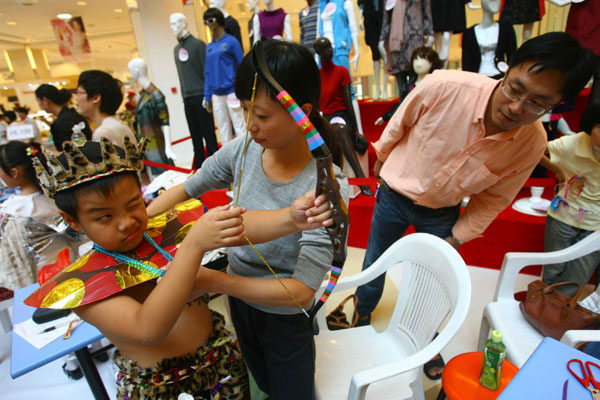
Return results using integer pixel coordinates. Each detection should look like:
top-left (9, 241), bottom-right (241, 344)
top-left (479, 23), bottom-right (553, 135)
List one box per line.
top-left (478, 312), bottom-right (491, 351)
top-left (436, 387), bottom-right (446, 400)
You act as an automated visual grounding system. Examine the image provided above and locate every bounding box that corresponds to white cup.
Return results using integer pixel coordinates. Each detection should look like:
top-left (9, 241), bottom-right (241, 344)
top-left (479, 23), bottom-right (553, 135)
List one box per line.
top-left (530, 186), bottom-right (544, 203)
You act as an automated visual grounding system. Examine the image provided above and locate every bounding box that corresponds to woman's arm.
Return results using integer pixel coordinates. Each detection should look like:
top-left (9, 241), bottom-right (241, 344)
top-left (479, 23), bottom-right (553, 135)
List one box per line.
top-left (146, 182), bottom-right (191, 215)
top-left (193, 267), bottom-right (317, 309)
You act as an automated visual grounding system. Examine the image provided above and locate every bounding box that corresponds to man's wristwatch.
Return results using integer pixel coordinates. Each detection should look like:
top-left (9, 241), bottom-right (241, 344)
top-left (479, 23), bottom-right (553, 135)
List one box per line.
top-left (449, 233), bottom-right (462, 247)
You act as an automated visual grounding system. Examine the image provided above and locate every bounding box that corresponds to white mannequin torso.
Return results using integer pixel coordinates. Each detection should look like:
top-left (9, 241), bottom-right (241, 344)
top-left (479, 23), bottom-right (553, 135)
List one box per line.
top-left (474, 23), bottom-right (500, 76)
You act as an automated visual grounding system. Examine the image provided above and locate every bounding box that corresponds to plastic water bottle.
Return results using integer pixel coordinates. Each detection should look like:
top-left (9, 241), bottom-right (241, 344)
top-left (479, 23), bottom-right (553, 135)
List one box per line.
top-left (71, 121), bottom-right (86, 146)
top-left (479, 330), bottom-right (507, 390)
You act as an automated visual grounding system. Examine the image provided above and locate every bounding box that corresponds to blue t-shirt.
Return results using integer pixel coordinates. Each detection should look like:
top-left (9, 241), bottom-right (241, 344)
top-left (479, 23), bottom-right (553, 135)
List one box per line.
top-left (204, 33), bottom-right (244, 99)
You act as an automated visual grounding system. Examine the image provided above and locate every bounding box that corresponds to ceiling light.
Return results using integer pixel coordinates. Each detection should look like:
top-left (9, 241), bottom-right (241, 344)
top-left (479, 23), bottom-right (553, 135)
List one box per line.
top-left (114, 8), bottom-right (123, 13)
top-left (57, 13), bottom-right (72, 20)
top-left (77, 1), bottom-right (87, 5)
top-left (6, 21), bottom-right (16, 25)
top-left (3, 87), bottom-right (7, 90)
top-left (3, 51), bottom-right (13, 72)
top-left (25, 46), bottom-right (37, 70)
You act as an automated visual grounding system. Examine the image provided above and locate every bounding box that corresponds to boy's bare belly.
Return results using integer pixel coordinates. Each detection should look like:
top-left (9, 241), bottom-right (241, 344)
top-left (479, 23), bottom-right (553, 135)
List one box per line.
top-left (106, 281), bottom-right (214, 369)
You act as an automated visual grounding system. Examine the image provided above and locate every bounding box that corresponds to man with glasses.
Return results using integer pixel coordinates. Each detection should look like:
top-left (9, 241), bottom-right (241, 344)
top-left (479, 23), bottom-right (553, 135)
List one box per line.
top-left (75, 70), bottom-right (136, 146)
top-left (353, 32), bottom-right (595, 336)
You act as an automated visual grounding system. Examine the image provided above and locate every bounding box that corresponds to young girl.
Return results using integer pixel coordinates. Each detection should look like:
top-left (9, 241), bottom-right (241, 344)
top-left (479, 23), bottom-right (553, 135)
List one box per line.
top-left (148, 40), bottom-right (348, 400)
top-left (540, 102), bottom-right (600, 296)
top-left (0, 141), bottom-right (73, 289)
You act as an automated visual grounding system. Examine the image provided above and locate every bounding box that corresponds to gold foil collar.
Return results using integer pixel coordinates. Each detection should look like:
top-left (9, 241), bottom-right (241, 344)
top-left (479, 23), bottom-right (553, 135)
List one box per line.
top-left (41, 278), bottom-right (86, 309)
top-left (175, 221), bottom-right (196, 246)
top-left (65, 253), bottom-right (90, 272)
top-left (115, 264), bottom-right (155, 288)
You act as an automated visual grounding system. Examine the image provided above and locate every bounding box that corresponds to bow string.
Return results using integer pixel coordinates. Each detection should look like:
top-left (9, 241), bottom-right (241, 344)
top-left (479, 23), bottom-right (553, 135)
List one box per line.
top-left (251, 41), bottom-right (349, 331)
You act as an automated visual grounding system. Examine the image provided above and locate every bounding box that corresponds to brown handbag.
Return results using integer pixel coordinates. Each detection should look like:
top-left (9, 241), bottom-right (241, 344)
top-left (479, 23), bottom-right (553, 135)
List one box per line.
top-left (519, 280), bottom-right (600, 340)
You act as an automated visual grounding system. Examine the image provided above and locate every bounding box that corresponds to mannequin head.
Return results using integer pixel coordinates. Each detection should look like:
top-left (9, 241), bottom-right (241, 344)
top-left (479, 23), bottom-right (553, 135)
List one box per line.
top-left (210, 0), bottom-right (226, 9)
top-left (128, 58), bottom-right (148, 82)
top-left (408, 47), bottom-right (443, 77)
top-left (481, 0), bottom-right (500, 15)
top-left (169, 13), bottom-right (188, 38)
top-left (313, 37), bottom-right (333, 62)
top-left (247, 0), bottom-right (260, 12)
top-left (204, 8), bottom-right (225, 30)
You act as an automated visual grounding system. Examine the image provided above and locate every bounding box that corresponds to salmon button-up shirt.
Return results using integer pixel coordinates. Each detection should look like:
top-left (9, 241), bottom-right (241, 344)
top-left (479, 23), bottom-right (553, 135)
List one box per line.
top-left (374, 70), bottom-right (547, 243)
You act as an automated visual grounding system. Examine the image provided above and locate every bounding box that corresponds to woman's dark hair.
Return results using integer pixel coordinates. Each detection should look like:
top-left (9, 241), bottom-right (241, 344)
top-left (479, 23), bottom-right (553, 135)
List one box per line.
top-left (235, 40), bottom-right (343, 167)
top-left (78, 70), bottom-right (124, 115)
top-left (407, 47), bottom-right (444, 76)
top-left (52, 141), bottom-right (140, 219)
top-left (580, 102), bottom-right (600, 135)
top-left (14, 106), bottom-right (29, 115)
top-left (204, 7), bottom-right (225, 27)
top-left (35, 84), bottom-right (72, 105)
top-left (0, 141), bottom-right (45, 190)
top-left (509, 32), bottom-right (596, 101)
top-left (4, 111), bottom-right (16, 123)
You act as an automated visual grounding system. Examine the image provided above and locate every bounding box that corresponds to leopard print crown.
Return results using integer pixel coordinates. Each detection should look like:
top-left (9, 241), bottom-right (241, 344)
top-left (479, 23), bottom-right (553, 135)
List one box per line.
top-left (33, 136), bottom-right (147, 198)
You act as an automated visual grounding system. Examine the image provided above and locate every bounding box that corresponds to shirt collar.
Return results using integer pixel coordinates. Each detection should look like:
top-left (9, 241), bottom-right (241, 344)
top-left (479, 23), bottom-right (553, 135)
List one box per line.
top-left (575, 133), bottom-right (599, 162)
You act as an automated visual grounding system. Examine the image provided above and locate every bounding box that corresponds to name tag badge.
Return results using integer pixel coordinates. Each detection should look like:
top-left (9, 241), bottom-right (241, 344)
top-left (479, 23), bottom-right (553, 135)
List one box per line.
top-left (323, 2), bottom-right (336, 17)
top-left (178, 47), bottom-right (189, 62)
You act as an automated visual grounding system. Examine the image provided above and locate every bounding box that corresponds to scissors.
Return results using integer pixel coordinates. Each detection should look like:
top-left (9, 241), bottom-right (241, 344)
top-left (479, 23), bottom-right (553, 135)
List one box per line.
top-left (567, 358), bottom-right (600, 399)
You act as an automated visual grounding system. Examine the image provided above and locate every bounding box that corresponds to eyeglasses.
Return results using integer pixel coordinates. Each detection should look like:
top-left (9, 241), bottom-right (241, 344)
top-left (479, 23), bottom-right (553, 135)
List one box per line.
top-left (203, 17), bottom-right (216, 25)
top-left (500, 80), bottom-right (554, 116)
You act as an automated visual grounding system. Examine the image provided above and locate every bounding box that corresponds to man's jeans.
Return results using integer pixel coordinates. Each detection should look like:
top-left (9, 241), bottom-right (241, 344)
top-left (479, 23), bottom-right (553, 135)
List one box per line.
top-left (355, 181), bottom-right (461, 317)
top-left (542, 215), bottom-right (600, 297)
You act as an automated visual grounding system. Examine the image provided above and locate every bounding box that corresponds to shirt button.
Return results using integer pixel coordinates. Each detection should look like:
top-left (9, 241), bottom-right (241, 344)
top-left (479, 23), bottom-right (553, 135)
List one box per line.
top-left (449, 168), bottom-right (454, 173)
top-left (466, 151), bottom-right (470, 155)
top-left (436, 184), bottom-right (440, 188)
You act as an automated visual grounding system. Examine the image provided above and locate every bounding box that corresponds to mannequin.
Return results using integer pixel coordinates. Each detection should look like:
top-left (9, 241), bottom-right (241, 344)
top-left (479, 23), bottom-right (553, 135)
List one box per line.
top-left (358, 0), bottom-right (388, 100)
top-left (170, 13), bottom-right (218, 169)
top-left (202, 8), bottom-right (246, 145)
top-left (378, 0), bottom-right (434, 97)
top-left (314, 37), bottom-right (372, 196)
top-left (318, 0), bottom-right (360, 72)
top-left (319, 0), bottom-right (364, 135)
top-left (246, 0), bottom-right (261, 50)
top-left (462, 0), bottom-right (516, 79)
top-left (499, 0), bottom-right (541, 43)
top-left (431, 0), bottom-right (469, 66)
top-left (252, 0), bottom-right (292, 43)
top-left (210, 0), bottom-right (244, 51)
top-left (299, 0), bottom-right (320, 54)
top-left (374, 46), bottom-right (443, 125)
top-left (128, 58), bottom-right (177, 175)
top-left (549, 0), bottom-right (598, 57)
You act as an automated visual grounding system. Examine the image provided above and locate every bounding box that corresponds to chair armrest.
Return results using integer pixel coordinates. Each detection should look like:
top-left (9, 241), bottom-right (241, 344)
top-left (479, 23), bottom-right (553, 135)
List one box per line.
top-left (561, 329), bottom-right (600, 348)
top-left (348, 348), bottom-right (440, 400)
top-left (347, 333), bottom-right (453, 400)
top-left (495, 231), bottom-right (600, 302)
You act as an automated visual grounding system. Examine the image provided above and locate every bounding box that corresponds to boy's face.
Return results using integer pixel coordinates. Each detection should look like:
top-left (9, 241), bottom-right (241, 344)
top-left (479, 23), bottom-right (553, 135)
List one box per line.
top-left (61, 174), bottom-right (148, 253)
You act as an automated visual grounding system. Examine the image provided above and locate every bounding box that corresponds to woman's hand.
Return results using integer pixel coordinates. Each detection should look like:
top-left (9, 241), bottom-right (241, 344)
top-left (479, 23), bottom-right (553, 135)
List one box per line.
top-left (290, 190), bottom-right (333, 231)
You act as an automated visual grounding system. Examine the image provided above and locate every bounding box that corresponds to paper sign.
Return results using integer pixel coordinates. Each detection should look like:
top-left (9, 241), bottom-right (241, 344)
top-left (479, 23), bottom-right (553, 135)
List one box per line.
top-left (7, 124), bottom-right (35, 141)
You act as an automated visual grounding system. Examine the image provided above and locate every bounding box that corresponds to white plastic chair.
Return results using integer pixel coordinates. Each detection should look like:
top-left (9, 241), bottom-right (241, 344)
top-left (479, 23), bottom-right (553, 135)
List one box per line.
top-left (478, 230), bottom-right (600, 368)
top-left (314, 233), bottom-right (471, 400)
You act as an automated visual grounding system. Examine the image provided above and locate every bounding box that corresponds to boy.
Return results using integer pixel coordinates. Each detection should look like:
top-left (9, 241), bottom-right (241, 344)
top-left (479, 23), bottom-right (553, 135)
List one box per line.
top-left (27, 137), bottom-right (332, 399)
top-left (75, 70), bottom-right (136, 146)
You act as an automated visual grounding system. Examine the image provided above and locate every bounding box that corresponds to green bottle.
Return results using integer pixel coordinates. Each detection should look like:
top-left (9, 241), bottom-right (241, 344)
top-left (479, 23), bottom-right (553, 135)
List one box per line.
top-left (479, 330), bottom-right (507, 391)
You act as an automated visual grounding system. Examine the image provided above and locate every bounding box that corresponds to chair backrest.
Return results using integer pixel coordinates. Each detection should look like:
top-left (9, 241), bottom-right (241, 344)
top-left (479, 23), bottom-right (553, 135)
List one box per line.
top-left (383, 234), bottom-right (471, 353)
top-left (316, 233), bottom-right (471, 357)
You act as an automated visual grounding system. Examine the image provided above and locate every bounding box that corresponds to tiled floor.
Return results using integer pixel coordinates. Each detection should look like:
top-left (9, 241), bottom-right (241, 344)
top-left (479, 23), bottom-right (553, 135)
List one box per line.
top-left (2, 246), bottom-right (539, 399)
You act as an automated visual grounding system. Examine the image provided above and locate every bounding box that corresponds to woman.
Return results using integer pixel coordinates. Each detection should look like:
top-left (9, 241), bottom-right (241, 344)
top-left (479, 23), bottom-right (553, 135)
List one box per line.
top-left (35, 84), bottom-right (91, 151)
